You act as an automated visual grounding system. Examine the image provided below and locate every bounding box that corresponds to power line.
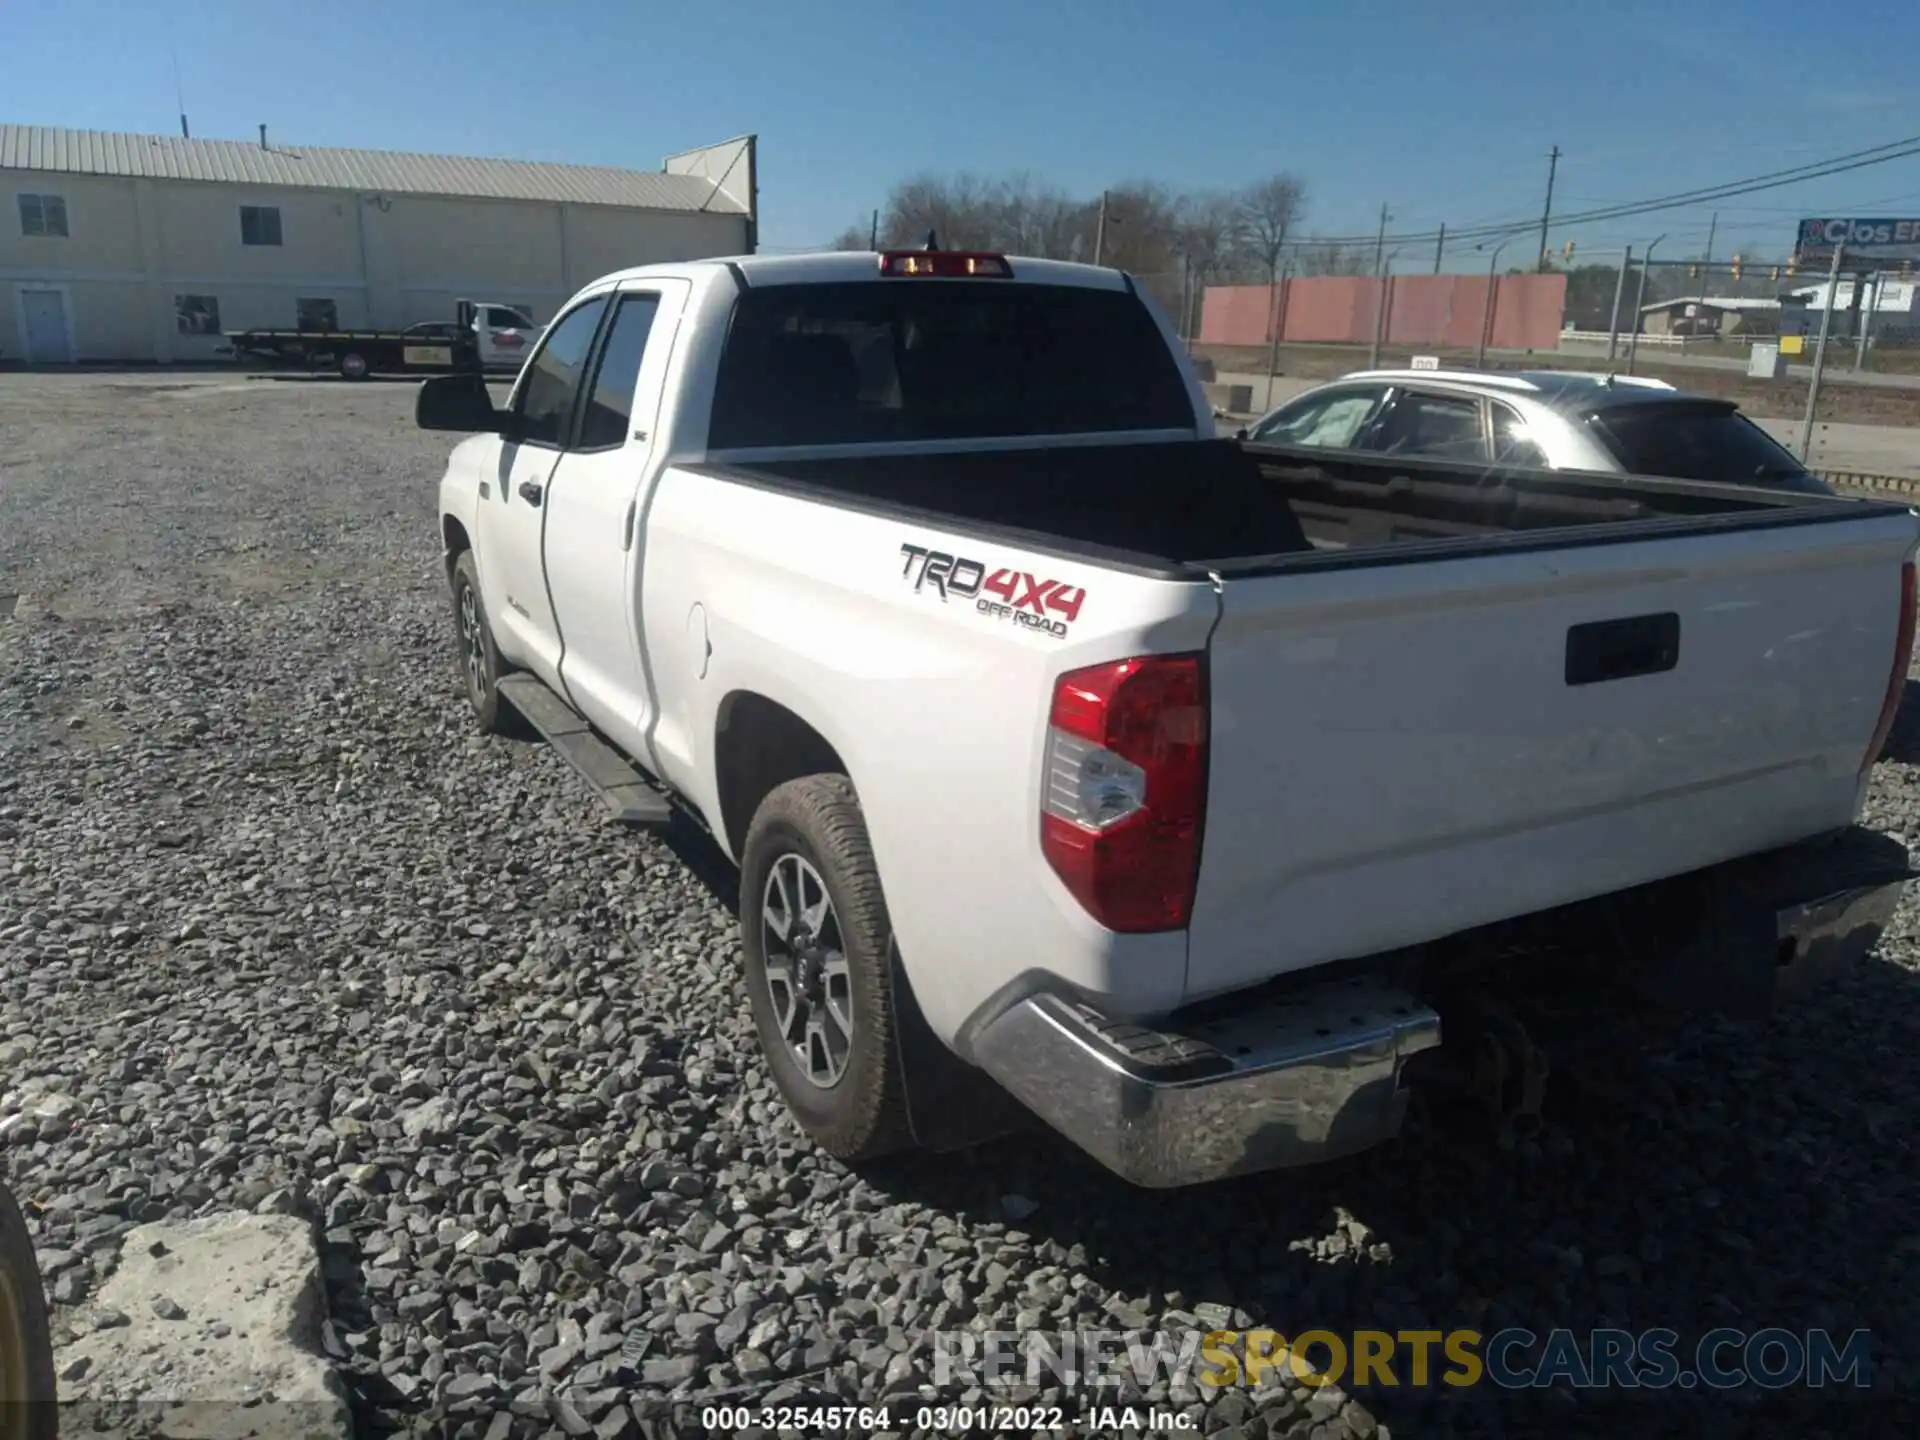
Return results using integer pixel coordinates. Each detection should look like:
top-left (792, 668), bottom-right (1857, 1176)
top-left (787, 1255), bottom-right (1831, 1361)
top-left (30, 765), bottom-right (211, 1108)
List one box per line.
top-left (1296, 132), bottom-right (1920, 249)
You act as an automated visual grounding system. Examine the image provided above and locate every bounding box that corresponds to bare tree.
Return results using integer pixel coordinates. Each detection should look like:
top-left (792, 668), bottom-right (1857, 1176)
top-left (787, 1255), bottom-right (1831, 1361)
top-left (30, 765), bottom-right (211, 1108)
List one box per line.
top-left (830, 224), bottom-right (870, 251)
top-left (1238, 173), bottom-right (1308, 281)
top-left (878, 172), bottom-right (1002, 251)
top-left (1172, 190), bottom-right (1246, 283)
top-left (1292, 239), bottom-right (1369, 277)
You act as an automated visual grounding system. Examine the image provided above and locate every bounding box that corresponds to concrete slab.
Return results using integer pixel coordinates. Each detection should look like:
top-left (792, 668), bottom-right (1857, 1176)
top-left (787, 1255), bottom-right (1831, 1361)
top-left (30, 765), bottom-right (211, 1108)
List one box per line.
top-left (52, 1214), bottom-right (350, 1440)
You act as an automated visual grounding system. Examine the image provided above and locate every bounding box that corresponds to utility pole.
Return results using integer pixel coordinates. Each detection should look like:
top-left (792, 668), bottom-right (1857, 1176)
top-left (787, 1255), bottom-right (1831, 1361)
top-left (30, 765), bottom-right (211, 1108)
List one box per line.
top-left (1370, 202), bottom-right (1390, 276)
top-left (1433, 222), bottom-right (1446, 275)
top-left (1094, 190), bottom-right (1110, 267)
top-left (1536, 145), bottom-right (1560, 272)
top-left (868, 209), bottom-right (878, 250)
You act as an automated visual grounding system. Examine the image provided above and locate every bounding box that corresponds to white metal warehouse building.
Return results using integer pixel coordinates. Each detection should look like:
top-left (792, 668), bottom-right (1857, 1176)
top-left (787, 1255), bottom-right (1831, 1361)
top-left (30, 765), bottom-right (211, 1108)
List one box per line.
top-left (0, 124), bottom-right (757, 364)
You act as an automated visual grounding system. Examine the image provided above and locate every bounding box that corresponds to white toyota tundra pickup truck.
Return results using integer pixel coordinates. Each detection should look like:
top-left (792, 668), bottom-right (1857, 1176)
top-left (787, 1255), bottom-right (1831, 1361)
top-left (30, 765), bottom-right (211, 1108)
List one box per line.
top-left (418, 246), bottom-right (1920, 1188)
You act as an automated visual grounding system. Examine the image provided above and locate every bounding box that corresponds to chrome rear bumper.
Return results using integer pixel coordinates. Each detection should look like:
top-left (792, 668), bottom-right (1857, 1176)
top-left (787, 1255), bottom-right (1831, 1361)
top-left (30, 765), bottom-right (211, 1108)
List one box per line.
top-left (972, 975), bottom-right (1440, 1189)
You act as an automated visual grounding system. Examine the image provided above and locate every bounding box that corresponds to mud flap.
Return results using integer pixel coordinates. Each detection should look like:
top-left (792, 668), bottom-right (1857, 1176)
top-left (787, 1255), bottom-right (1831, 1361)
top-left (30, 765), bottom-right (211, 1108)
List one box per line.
top-left (888, 945), bottom-right (1031, 1153)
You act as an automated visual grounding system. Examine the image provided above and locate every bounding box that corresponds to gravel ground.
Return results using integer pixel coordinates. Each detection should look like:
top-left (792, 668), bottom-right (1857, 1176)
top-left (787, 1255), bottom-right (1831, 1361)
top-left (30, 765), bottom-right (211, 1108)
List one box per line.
top-left (4, 371), bottom-right (1920, 1439)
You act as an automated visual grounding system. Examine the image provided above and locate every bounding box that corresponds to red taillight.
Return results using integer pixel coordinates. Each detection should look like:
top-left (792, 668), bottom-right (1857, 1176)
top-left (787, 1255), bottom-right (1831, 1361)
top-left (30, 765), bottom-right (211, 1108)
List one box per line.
top-left (1040, 654), bottom-right (1207, 932)
top-left (1863, 560), bottom-right (1917, 772)
top-left (878, 251), bottom-right (1014, 278)
top-left (491, 331), bottom-right (524, 347)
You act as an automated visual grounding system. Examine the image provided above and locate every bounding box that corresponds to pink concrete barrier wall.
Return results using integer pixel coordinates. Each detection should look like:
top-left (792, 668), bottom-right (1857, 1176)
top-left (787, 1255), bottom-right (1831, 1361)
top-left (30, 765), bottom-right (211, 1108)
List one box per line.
top-left (1200, 274), bottom-right (1568, 352)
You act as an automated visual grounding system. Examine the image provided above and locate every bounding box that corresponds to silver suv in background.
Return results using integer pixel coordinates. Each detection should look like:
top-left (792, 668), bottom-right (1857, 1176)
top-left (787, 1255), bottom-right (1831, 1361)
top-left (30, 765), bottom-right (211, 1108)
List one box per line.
top-left (1243, 368), bottom-right (1833, 495)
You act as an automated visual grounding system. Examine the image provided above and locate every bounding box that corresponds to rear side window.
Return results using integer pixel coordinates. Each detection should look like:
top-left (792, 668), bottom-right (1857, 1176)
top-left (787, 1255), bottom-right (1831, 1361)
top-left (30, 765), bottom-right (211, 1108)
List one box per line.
top-left (1365, 391), bottom-right (1487, 463)
top-left (512, 298), bottom-right (608, 447)
top-left (708, 281), bottom-right (1194, 449)
top-left (1492, 404), bottom-right (1551, 468)
top-left (1589, 403), bottom-right (1810, 486)
top-left (486, 307), bottom-right (531, 329)
top-left (577, 294), bottom-right (662, 451)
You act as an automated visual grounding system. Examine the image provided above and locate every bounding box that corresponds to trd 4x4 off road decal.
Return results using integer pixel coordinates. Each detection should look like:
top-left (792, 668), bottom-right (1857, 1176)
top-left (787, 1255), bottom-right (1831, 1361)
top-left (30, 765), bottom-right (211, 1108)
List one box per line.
top-left (899, 542), bottom-right (1086, 639)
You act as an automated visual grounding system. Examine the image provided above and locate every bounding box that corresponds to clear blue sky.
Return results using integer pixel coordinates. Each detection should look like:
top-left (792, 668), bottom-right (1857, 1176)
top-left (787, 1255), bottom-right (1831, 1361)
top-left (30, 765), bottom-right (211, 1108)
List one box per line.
top-left (5, 0), bottom-right (1918, 268)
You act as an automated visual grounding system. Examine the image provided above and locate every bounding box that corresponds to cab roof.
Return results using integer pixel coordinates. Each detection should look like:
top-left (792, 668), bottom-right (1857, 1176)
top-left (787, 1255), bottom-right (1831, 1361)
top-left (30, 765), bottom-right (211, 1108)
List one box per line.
top-left (592, 249), bottom-right (1132, 292)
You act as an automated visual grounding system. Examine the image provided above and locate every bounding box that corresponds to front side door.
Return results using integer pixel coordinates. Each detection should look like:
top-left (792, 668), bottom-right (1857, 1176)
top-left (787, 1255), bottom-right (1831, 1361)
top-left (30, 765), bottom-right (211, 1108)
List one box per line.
top-left (474, 295), bottom-right (609, 686)
top-left (1247, 383), bottom-right (1390, 450)
top-left (20, 289), bottom-right (71, 363)
top-left (477, 304), bottom-right (538, 371)
top-left (542, 281), bottom-right (690, 760)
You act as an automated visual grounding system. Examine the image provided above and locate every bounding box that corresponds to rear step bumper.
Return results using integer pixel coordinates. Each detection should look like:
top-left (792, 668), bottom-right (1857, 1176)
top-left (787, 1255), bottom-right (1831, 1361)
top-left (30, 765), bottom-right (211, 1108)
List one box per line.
top-left (972, 976), bottom-right (1441, 1189)
top-left (970, 828), bottom-right (1913, 1189)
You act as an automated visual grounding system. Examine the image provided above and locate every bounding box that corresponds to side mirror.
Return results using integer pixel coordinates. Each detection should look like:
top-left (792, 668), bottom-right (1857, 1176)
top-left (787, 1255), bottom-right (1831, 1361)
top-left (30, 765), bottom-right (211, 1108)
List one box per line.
top-left (416, 373), bottom-right (507, 434)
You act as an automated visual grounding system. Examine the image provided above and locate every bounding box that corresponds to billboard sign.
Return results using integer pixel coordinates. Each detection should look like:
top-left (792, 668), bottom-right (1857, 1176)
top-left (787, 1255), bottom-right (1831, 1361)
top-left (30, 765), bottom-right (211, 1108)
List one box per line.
top-left (1796, 218), bottom-right (1920, 265)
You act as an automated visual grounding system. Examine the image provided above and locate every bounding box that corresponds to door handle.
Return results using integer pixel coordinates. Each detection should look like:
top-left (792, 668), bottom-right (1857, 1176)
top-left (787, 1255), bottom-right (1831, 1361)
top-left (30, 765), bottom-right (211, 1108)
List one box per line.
top-left (518, 480), bottom-right (544, 506)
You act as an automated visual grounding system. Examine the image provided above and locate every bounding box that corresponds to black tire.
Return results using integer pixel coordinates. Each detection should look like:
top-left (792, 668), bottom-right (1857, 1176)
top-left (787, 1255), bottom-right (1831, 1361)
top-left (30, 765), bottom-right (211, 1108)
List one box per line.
top-left (0, 1181), bottom-right (58, 1440)
top-left (448, 551), bottom-right (512, 735)
top-left (338, 350), bottom-right (370, 381)
top-left (740, 774), bottom-right (914, 1161)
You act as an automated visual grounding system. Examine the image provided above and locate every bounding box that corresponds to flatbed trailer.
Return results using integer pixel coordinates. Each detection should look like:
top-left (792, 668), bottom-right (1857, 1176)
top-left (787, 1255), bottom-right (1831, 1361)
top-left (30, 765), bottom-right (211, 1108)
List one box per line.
top-left (220, 327), bottom-right (482, 379)
top-left (220, 299), bottom-right (532, 380)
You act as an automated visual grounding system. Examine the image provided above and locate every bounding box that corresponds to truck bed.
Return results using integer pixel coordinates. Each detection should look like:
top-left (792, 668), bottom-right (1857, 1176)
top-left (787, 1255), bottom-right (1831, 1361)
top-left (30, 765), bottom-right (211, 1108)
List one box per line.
top-left (707, 438), bottom-right (1878, 577)
top-left (705, 435), bottom-right (1918, 1009)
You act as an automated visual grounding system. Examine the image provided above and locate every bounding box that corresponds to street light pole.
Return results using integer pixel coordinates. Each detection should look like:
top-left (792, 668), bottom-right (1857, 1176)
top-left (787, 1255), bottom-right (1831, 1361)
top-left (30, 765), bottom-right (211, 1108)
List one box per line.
top-left (1264, 257), bottom-right (1292, 410)
top-left (1801, 240), bottom-right (1848, 461)
top-left (1369, 246), bottom-right (1406, 369)
top-left (1475, 235), bottom-right (1518, 368)
top-left (1367, 204), bottom-right (1390, 367)
top-left (1623, 233), bottom-right (1667, 376)
top-left (1605, 244), bottom-right (1633, 364)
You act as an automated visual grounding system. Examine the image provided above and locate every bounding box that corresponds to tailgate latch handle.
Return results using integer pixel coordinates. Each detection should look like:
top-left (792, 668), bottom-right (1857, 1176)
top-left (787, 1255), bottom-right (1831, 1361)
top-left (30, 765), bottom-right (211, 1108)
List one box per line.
top-left (1565, 612), bottom-right (1680, 687)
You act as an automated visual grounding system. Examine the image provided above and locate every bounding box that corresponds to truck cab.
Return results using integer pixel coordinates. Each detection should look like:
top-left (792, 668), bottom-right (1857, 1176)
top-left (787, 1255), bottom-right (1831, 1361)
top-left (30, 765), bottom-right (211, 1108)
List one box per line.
top-left (468, 302), bottom-right (541, 372)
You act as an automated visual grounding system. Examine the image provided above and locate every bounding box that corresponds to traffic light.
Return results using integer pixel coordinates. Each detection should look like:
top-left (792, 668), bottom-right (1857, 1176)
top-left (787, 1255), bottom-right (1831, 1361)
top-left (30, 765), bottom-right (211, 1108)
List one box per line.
top-left (1730, 253), bottom-right (1742, 281)
top-left (1687, 264), bottom-right (1700, 279)
top-left (1562, 239), bottom-right (1575, 263)
top-left (1770, 266), bottom-right (1781, 282)
top-left (1785, 257), bottom-right (1797, 278)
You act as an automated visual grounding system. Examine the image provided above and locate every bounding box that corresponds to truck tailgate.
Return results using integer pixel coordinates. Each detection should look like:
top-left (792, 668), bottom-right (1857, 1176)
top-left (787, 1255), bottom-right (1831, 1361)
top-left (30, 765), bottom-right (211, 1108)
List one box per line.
top-left (1186, 509), bottom-right (1920, 1001)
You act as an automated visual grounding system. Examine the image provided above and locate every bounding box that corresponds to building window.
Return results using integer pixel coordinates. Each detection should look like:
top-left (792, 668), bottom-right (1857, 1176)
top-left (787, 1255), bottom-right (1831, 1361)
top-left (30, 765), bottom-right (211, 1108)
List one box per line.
top-left (18, 193), bottom-right (68, 238)
top-left (296, 298), bottom-right (338, 332)
top-left (240, 205), bottom-right (282, 246)
top-left (175, 295), bottom-right (222, 336)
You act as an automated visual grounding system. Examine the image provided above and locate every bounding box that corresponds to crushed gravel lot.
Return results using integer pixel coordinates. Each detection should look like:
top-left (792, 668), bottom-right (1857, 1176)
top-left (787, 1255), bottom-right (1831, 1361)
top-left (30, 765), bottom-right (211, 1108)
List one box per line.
top-left (4, 371), bottom-right (1920, 1439)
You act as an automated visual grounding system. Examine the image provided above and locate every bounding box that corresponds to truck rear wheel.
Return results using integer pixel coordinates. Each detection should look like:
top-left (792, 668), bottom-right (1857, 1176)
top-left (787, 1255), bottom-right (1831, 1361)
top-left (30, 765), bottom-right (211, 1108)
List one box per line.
top-left (0, 1181), bottom-right (57, 1440)
top-left (740, 775), bottom-right (914, 1162)
top-left (448, 551), bottom-right (512, 735)
top-left (338, 350), bottom-right (370, 381)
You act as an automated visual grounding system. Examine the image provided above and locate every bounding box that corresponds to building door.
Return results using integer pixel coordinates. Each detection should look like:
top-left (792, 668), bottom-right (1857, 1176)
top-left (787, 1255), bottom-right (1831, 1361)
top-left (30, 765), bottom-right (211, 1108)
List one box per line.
top-left (20, 289), bottom-right (71, 363)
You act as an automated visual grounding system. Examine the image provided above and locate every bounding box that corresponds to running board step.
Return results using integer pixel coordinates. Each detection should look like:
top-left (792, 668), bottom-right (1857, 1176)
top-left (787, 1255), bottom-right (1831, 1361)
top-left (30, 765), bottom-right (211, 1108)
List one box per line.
top-left (496, 674), bottom-right (672, 827)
